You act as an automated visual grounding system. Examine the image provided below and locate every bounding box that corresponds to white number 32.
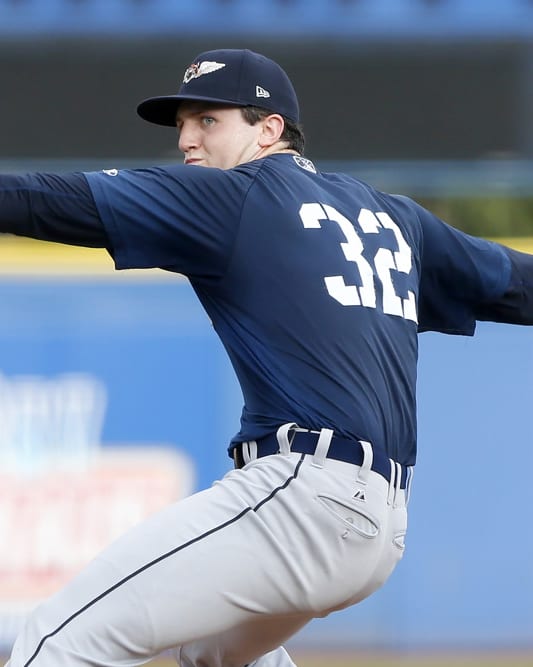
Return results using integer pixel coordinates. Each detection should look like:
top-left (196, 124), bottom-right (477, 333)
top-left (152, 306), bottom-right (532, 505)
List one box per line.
top-left (299, 203), bottom-right (418, 323)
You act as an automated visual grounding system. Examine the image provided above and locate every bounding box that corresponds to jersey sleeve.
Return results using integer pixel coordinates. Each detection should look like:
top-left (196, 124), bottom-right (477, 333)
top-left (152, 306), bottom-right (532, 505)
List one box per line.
top-left (84, 164), bottom-right (254, 280)
top-left (0, 172), bottom-right (107, 247)
top-left (474, 245), bottom-right (533, 325)
top-left (413, 200), bottom-right (513, 335)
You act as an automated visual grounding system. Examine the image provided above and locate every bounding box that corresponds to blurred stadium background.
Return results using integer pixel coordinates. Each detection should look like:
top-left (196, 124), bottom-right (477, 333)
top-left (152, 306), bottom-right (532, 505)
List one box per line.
top-left (0, 1), bottom-right (532, 665)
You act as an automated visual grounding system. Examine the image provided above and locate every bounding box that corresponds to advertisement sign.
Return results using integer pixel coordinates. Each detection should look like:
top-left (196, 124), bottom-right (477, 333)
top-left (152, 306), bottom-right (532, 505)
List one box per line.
top-left (0, 275), bottom-right (240, 649)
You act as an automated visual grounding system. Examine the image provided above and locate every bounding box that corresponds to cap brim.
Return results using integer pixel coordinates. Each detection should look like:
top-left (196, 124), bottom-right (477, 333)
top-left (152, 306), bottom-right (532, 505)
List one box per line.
top-left (137, 94), bottom-right (246, 127)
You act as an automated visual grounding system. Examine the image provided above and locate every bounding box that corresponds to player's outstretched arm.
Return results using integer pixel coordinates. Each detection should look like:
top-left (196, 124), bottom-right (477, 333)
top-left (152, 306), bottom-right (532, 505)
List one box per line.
top-left (475, 244), bottom-right (533, 325)
top-left (0, 171), bottom-right (108, 247)
top-left (413, 196), bottom-right (533, 334)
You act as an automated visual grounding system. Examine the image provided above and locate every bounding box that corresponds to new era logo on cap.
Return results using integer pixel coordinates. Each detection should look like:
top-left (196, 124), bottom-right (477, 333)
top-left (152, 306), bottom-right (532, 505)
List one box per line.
top-left (137, 48), bottom-right (300, 127)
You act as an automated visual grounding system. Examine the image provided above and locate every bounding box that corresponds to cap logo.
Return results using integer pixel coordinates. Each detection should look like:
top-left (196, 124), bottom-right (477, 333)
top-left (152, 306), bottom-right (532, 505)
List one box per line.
top-left (255, 85), bottom-right (271, 99)
top-left (183, 60), bottom-right (226, 84)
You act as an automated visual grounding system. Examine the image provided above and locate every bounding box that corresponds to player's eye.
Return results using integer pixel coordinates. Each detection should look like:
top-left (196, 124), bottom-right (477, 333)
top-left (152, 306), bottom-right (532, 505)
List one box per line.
top-left (201, 116), bottom-right (216, 127)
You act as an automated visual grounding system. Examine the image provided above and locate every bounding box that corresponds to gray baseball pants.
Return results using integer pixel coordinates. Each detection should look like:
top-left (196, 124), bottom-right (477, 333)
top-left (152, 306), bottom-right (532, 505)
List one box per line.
top-left (7, 425), bottom-right (408, 667)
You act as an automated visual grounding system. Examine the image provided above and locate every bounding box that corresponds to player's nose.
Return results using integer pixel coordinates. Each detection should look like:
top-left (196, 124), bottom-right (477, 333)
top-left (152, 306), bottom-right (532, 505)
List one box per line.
top-left (177, 123), bottom-right (200, 153)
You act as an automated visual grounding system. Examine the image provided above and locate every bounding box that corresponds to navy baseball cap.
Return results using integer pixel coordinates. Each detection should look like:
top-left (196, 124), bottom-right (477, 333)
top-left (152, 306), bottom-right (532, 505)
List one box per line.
top-left (137, 48), bottom-right (300, 126)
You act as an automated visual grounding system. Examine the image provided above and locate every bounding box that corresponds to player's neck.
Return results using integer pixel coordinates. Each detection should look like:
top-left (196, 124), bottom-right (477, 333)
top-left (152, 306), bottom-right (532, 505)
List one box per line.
top-left (254, 144), bottom-right (300, 161)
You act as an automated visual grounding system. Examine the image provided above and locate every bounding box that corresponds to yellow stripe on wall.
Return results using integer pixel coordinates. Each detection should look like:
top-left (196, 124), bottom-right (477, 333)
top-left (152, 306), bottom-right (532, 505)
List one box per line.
top-left (1, 235), bottom-right (533, 276)
top-left (0, 237), bottom-right (170, 278)
top-left (0, 237), bottom-right (113, 274)
top-left (489, 237), bottom-right (533, 253)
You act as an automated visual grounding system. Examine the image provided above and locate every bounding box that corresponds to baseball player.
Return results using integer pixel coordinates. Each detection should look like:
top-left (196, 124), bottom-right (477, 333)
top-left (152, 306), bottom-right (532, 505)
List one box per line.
top-left (1, 48), bottom-right (533, 667)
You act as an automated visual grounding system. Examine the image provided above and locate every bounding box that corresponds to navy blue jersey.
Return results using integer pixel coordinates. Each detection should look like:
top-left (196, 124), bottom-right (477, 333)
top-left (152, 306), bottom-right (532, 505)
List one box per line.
top-left (84, 154), bottom-right (511, 466)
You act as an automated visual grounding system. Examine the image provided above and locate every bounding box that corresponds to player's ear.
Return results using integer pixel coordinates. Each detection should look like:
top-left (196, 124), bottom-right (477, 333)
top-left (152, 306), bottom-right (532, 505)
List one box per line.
top-left (258, 114), bottom-right (285, 148)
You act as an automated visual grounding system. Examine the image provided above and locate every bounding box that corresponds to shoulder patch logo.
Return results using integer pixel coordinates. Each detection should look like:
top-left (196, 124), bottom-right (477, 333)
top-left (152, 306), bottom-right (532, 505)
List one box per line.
top-left (256, 85), bottom-right (271, 99)
top-left (352, 489), bottom-right (367, 502)
top-left (183, 61), bottom-right (226, 84)
top-left (292, 156), bottom-right (317, 173)
top-left (102, 168), bottom-right (119, 177)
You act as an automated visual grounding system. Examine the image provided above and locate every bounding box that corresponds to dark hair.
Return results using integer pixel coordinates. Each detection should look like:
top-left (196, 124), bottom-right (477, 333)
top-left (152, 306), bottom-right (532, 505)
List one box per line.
top-left (240, 106), bottom-right (305, 155)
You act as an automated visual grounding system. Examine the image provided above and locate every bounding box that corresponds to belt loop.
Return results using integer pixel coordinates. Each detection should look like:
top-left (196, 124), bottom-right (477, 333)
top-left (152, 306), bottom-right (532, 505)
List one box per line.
top-left (241, 441), bottom-right (252, 465)
top-left (311, 428), bottom-right (333, 468)
top-left (248, 440), bottom-right (258, 463)
top-left (355, 440), bottom-right (373, 486)
top-left (405, 466), bottom-right (414, 505)
top-left (387, 460), bottom-right (396, 505)
top-left (393, 462), bottom-right (402, 507)
top-left (276, 422), bottom-right (298, 456)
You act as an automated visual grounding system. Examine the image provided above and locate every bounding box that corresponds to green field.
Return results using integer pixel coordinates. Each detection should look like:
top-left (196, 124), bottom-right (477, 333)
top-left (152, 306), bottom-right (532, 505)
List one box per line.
top-left (290, 654), bottom-right (533, 667)
top-left (4, 652), bottom-right (532, 667)
top-left (147, 654), bottom-right (533, 667)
